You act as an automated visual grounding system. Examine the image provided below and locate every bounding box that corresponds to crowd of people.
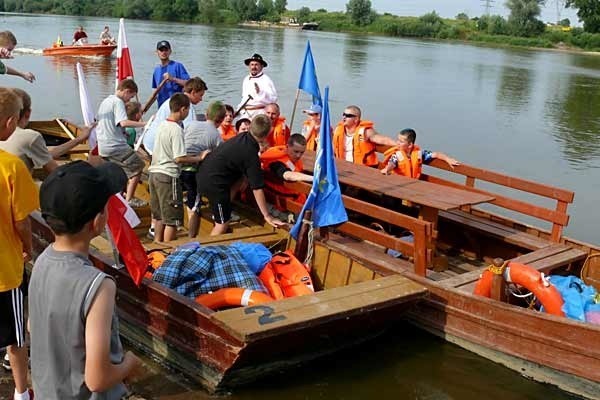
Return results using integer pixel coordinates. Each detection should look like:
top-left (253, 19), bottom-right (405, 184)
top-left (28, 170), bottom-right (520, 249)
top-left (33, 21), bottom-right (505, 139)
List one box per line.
top-left (0, 28), bottom-right (460, 399)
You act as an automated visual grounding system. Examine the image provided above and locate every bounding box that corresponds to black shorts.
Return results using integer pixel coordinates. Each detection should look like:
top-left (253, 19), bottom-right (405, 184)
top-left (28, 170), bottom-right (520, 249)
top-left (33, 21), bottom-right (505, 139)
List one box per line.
top-left (0, 271), bottom-right (27, 348)
top-left (180, 170), bottom-right (199, 211)
top-left (207, 192), bottom-right (232, 224)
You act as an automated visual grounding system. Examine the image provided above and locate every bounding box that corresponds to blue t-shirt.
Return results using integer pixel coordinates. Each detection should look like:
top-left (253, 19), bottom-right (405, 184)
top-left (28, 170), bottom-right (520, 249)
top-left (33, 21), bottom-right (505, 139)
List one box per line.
top-left (152, 60), bottom-right (190, 107)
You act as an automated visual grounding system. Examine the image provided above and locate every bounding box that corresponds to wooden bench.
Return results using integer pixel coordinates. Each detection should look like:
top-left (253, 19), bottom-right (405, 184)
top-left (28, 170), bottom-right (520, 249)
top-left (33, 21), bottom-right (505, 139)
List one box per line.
top-left (417, 158), bottom-right (575, 246)
top-left (284, 181), bottom-right (433, 276)
top-left (443, 243), bottom-right (588, 292)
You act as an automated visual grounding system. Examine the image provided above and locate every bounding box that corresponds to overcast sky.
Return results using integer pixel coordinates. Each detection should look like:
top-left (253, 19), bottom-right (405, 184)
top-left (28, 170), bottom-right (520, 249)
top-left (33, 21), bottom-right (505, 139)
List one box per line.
top-left (286, 1), bottom-right (580, 25)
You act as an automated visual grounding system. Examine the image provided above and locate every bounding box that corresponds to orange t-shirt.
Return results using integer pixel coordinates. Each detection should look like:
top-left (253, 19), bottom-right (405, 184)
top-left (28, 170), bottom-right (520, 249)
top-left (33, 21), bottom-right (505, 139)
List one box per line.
top-left (0, 150), bottom-right (39, 291)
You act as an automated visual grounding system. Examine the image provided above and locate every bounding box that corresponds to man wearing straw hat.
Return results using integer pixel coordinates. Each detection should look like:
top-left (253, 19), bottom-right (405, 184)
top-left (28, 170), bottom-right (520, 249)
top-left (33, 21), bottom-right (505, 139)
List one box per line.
top-left (237, 53), bottom-right (278, 119)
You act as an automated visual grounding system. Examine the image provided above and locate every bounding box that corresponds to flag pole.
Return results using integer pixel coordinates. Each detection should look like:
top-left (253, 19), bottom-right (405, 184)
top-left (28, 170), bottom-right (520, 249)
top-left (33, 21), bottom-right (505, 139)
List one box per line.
top-left (289, 89), bottom-right (301, 134)
top-left (105, 227), bottom-right (123, 269)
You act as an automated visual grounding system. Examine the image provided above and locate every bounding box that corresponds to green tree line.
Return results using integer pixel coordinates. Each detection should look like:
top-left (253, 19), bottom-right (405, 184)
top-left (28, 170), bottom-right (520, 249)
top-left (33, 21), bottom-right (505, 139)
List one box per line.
top-left (4, 0), bottom-right (600, 51)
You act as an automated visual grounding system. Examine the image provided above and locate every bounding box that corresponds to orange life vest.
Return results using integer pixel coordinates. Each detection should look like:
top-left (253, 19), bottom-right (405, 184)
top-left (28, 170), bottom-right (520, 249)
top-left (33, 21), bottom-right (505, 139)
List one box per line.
top-left (381, 145), bottom-right (423, 179)
top-left (259, 250), bottom-right (314, 300)
top-left (267, 117), bottom-right (290, 147)
top-left (144, 250), bottom-right (167, 280)
top-left (332, 120), bottom-right (377, 167)
top-left (260, 146), bottom-right (307, 211)
top-left (302, 120), bottom-right (319, 151)
top-left (219, 124), bottom-right (237, 141)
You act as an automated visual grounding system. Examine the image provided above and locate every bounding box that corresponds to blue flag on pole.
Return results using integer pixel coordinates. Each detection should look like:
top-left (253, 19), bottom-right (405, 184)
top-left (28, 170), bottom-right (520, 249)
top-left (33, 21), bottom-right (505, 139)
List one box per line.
top-left (291, 86), bottom-right (348, 239)
top-left (298, 41), bottom-right (322, 106)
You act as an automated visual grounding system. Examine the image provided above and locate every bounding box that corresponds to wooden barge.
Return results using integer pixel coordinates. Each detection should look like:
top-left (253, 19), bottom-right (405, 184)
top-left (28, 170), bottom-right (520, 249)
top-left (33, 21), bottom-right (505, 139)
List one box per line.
top-left (29, 123), bottom-right (600, 398)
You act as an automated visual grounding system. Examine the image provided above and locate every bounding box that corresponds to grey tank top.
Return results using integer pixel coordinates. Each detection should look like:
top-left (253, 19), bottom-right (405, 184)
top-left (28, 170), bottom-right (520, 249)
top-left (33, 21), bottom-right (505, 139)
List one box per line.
top-left (29, 245), bottom-right (127, 400)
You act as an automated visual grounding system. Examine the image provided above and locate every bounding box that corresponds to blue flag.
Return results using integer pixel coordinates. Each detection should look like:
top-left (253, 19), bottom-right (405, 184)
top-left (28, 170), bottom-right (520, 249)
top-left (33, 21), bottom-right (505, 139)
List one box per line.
top-left (291, 86), bottom-right (348, 239)
top-left (298, 41), bottom-right (322, 106)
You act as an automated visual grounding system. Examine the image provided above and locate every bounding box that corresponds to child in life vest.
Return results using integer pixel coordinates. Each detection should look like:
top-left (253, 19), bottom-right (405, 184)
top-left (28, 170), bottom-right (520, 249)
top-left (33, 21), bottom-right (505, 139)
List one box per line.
top-left (380, 128), bottom-right (459, 178)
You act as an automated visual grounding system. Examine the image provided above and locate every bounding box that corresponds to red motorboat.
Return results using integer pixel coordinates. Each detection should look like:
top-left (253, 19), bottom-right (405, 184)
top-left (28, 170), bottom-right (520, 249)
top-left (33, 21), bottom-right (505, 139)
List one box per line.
top-left (42, 44), bottom-right (116, 57)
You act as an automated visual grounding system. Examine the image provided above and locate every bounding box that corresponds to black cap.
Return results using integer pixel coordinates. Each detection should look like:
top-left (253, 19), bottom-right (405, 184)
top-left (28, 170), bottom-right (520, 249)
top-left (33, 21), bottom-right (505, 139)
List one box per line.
top-left (40, 161), bottom-right (127, 231)
top-left (244, 53), bottom-right (267, 67)
top-left (156, 40), bottom-right (171, 50)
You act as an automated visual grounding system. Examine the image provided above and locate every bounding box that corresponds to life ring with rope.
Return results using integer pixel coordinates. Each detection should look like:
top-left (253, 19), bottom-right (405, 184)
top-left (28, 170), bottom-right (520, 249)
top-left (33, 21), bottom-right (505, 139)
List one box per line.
top-left (195, 288), bottom-right (274, 310)
top-left (473, 261), bottom-right (565, 317)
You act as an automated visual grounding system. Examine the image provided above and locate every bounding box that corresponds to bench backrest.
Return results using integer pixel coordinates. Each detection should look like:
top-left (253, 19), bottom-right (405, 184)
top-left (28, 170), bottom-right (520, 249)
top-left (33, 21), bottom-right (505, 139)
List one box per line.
top-left (421, 158), bottom-right (574, 242)
top-left (283, 181), bottom-right (433, 276)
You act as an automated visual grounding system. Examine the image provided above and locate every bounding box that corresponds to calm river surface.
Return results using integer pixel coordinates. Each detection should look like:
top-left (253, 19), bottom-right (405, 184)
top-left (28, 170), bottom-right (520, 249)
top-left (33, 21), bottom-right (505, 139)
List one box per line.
top-left (2, 12), bottom-right (596, 399)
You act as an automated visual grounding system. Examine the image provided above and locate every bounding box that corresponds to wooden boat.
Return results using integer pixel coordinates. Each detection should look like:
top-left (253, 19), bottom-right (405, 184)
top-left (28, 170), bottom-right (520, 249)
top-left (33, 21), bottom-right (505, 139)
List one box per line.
top-left (27, 122), bottom-right (600, 397)
top-left (26, 123), bottom-right (428, 392)
top-left (42, 44), bottom-right (116, 57)
top-left (27, 119), bottom-right (84, 146)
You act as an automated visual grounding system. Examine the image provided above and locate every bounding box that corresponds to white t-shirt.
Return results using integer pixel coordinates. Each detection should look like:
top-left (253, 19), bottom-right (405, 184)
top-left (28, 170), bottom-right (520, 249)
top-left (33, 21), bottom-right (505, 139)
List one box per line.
top-left (96, 95), bottom-right (129, 157)
top-left (143, 100), bottom-right (196, 155)
top-left (148, 121), bottom-right (186, 178)
top-left (344, 134), bottom-right (354, 163)
top-left (0, 127), bottom-right (52, 172)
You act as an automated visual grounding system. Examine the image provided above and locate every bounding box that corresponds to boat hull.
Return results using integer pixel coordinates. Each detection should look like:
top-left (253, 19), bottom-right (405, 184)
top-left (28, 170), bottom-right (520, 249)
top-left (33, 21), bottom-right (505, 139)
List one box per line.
top-left (42, 44), bottom-right (116, 57)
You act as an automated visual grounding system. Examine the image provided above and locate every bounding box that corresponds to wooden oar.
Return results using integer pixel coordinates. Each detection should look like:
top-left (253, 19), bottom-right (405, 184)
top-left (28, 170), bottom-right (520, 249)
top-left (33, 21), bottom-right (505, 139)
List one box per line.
top-left (233, 94), bottom-right (254, 118)
top-left (142, 77), bottom-right (168, 114)
top-left (55, 118), bottom-right (76, 140)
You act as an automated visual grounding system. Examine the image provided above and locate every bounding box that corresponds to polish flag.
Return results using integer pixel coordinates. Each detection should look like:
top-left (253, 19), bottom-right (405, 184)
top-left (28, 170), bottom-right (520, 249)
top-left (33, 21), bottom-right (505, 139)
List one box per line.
top-left (76, 62), bottom-right (97, 151)
top-left (106, 194), bottom-right (147, 286)
top-left (116, 18), bottom-right (134, 89)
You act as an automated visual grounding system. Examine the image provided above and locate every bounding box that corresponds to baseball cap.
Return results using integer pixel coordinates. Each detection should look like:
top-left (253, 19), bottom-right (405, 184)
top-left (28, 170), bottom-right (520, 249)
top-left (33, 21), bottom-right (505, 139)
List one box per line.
top-left (156, 40), bottom-right (171, 50)
top-left (40, 161), bottom-right (127, 232)
top-left (302, 104), bottom-right (322, 114)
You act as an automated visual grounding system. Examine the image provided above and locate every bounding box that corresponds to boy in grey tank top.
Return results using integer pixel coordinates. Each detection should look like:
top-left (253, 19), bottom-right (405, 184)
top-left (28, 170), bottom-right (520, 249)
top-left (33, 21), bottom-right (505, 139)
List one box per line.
top-left (29, 161), bottom-right (142, 399)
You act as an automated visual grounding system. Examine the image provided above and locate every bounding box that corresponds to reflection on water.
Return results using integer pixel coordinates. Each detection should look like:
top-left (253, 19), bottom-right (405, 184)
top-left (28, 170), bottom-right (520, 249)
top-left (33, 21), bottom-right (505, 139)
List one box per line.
top-left (45, 55), bottom-right (114, 90)
top-left (496, 63), bottom-right (533, 114)
top-left (343, 35), bottom-right (369, 77)
top-left (546, 73), bottom-right (600, 169)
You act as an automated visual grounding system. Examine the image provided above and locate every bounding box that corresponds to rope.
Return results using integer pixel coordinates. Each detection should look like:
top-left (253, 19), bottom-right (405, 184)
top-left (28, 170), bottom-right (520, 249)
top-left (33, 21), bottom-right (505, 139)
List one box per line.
top-left (303, 219), bottom-right (314, 267)
top-left (487, 260), bottom-right (509, 275)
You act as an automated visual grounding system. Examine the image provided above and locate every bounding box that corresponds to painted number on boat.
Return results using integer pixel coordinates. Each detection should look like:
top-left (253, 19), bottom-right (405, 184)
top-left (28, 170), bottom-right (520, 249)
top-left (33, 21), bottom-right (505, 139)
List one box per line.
top-left (245, 305), bottom-right (286, 325)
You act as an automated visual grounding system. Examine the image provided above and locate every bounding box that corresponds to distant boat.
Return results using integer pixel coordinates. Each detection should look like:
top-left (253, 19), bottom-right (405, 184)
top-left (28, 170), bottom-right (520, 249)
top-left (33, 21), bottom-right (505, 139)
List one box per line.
top-left (42, 44), bottom-right (116, 57)
top-left (302, 22), bottom-right (319, 31)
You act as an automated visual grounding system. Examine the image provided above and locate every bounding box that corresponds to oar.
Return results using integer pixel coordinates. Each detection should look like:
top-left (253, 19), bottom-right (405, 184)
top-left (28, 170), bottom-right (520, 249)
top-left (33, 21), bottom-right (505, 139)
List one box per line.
top-left (55, 118), bottom-right (76, 140)
top-left (233, 94), bottom-right (254, 118)
top-left (133, 114), bottom-right (156, 152)
top-left (142, 77), bottom-right (168, 114)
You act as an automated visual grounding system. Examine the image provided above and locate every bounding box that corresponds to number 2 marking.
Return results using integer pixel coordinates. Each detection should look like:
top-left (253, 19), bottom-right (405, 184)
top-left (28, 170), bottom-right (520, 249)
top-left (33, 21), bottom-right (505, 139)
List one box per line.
top-left (245, 305), bottom-right (286, 325)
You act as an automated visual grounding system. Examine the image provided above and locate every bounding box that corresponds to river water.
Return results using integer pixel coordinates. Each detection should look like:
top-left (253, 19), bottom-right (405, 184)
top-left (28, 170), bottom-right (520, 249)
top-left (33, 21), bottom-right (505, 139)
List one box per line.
top-left (2, 12), bottom-right (595, 399)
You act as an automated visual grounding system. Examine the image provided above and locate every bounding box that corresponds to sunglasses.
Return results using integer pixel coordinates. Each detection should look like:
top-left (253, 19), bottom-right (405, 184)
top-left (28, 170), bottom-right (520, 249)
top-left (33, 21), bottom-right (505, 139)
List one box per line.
top-left (342, 113), bottom-right (357, 118)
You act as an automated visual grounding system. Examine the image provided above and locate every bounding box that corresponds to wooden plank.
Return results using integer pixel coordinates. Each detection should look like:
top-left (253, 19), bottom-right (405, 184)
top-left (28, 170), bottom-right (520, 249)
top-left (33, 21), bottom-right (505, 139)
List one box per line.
top-left (440, 210), bottom-right (549, 250)
top-left (347, 261), bottom-right (377, 284)
top-left (211, 275), bottom-right (427, 341)
top-left (324, 251), bottom-right (352, 289)
top-left (528, 248), bottom-right (588, 274)
top-left (312, 243), bottom-right (331, 290)
top-left (509, 244), bottom-right (571, 264)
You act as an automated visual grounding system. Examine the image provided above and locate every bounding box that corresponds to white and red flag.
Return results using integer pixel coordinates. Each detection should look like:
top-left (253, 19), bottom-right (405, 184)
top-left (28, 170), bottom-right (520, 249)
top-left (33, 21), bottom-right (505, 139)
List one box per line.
top-left (76, 62), bottom-right (97, 151)
top-left (116, 18), bottom-right (134, 89)
top-left (106, 194), bottom-right (147, 286)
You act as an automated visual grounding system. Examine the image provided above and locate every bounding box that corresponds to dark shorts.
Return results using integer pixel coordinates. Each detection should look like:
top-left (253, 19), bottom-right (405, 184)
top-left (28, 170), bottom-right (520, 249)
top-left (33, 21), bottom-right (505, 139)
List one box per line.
top-left (207, 192), bottom-right (232, 224)
top-left (103, 148), bottom-right (145, 179)
top-left (180, 170), bottom-right (199, 211)
top-left (149, 172), bottom-right (183, 226)
top-left (0, 271), bottom-right (27, 348)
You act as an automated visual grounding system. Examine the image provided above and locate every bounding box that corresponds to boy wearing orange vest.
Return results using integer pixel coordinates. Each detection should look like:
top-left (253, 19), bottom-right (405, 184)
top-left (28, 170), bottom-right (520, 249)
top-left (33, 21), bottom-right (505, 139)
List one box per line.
top-left (260, 134), bottom-right (313, 212)
top-left (380, 128), bottom-right (459, 178)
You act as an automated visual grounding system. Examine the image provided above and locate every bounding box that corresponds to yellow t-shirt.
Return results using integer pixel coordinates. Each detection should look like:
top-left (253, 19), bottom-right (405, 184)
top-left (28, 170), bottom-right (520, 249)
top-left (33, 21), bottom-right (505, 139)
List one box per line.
top-left (0, 149), bottom-right (39, 292)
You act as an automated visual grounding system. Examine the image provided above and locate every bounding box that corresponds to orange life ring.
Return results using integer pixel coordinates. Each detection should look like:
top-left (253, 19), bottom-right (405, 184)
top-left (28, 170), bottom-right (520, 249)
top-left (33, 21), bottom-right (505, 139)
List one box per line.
top-left (473, 261), bottom-right (565, 316)
top-left (195, 288), bottom-right (274, 310)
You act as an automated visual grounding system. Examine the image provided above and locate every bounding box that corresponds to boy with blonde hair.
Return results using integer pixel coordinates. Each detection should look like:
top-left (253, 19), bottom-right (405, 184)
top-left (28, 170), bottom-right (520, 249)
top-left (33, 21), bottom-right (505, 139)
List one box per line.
top-left (0, 87), bottom-right (38, 400)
